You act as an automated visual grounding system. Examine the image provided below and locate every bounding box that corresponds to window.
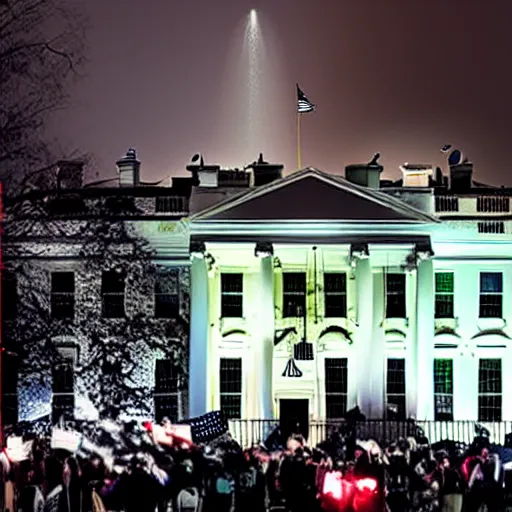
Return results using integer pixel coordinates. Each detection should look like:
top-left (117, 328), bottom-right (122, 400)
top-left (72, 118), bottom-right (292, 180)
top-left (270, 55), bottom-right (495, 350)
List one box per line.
top-left (435, 196), bottom-right (459, 212)
top-left (51, 272), bottom-right (75, 319)
top-left (435, 272), bottom-right (454, 319)
top-left (155, 269), bottom-right (179, 318)
top-left (478, 359), bottom-right (502, 421)
top-left (433, 359), bottom-right (453, 421)
top-left (155, 196), bottom-right (189, 214)
top-left (283, 272), bottom-right (306, 318)
top-left (386, 274), bottom-right (406, 318)
top-left (219, 358), bottom-right (242, 419)
top-left (2, 271), bottom-right (17, 320)
top-left (102, 270), bottom-right (125, 318)
top-left (220, 273), bottom-right (243, 318)
top-left (478, 221), bottom-right (505, 234)
top-left (479, 272), bottom-right (502, 318)
top-left (294, 341), bottom-right (314, 361)
top-left (386, 359), bottom-right (406, 420)
top-left (325, 358), bottom-right (348, 419)
top-left (154, 359), bottom-right (180, 423)
top-left (52, 361), bottom-right (75, 421)
top-left (2, 355), bottom-right (18, 426)
top-left (477, 196), bottom-right (510, 213)
top-left (324, 273), bottom-right (347, 317)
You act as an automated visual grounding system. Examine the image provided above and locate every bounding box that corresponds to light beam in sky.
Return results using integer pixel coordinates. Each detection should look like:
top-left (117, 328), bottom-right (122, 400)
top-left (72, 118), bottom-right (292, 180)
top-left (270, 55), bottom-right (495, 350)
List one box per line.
top-left (217, 8), bottom-right (290, 169)
top-left (245, 8), bottom-right (264, 160)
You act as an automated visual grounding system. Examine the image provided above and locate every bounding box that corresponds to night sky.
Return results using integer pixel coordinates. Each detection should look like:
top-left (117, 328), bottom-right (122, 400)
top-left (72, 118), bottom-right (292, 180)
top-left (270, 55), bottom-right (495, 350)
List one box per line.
top-left (50, 0), bottom-right (512, 185)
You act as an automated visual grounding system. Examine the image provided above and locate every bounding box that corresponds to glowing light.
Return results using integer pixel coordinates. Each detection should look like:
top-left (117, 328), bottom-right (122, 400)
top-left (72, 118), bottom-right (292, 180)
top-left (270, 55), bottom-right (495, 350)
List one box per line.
top-left (355, 478), bottom-right (378, 493)
top-left (323, 471), bottom-right (343, 500)
top-left (244, 8), bottom-right (264, 159)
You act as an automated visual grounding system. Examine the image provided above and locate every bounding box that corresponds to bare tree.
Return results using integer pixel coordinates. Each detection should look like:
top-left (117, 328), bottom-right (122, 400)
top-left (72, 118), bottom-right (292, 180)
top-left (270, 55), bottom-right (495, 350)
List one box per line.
top-left (0, 0), bottom-right (88, 189)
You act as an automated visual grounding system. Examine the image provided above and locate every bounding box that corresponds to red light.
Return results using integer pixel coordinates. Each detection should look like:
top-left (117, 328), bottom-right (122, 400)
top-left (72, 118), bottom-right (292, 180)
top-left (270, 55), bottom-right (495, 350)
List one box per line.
top-left (355, 478), bottom-right (377, 493)
top-left (323, 471), bottom-right (343, 500)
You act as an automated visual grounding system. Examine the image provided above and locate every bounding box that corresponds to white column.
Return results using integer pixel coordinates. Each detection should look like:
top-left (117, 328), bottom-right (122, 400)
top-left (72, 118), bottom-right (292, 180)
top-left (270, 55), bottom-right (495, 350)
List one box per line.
top-left (407, 272), bottom-right (418, 419)
top-left (207, 270), bottom-right (220, 412)
top-left (502, 352), bottom-right (512, 421)
top-left (454, 354), bottom-right (478, 421)
top-left (355, 253), bottom-right (373, 417)
top-left (255, 243), bottom-right (275, 419)
top-left (189, 247), bottom-right (210, 418)
top-left (370, 272), bottom-right (385, 418)
top-left (416, 258), bottom-right (435, 420)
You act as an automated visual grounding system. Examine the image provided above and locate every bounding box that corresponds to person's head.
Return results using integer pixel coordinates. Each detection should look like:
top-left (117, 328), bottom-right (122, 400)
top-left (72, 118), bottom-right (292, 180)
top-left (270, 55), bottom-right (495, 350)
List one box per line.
top-left (480, 447), bottom-right (489, 460)
top-left (441, 457), bottom-right (450, 469)
top-left (286, 435), bottom-right (303, 454)
top-left (398, 438), bottom-right (410, 453)
top-left (354, 445), bottom-right (366, 460)
top-left (90, 456), bottom-right (102, 469)
top-left (129, 453), bottom-right (149, 474)
top-left (182, 459), bottom-right (194, 475)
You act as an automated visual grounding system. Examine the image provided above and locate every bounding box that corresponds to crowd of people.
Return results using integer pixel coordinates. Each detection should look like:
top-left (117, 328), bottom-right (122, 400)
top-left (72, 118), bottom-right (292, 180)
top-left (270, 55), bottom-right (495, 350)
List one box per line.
top-left (0, 416), bottom-right (510, 512)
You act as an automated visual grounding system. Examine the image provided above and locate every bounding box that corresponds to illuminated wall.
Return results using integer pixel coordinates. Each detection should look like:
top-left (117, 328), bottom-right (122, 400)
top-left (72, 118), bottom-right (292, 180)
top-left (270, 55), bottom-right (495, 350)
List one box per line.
top-left (190, 232), bottom-right (512, 422)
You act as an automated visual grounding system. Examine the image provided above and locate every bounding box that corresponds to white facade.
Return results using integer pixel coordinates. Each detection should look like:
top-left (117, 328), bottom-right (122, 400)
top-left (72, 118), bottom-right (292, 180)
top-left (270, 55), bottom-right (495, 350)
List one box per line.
top-left (186, 167), bottom-right (512, 424)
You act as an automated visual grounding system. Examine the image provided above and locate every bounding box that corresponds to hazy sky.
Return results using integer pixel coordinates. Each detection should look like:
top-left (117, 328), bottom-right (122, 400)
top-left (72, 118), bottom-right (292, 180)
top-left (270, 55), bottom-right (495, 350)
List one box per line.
top-left (50, 0), bottom-right (512, 185)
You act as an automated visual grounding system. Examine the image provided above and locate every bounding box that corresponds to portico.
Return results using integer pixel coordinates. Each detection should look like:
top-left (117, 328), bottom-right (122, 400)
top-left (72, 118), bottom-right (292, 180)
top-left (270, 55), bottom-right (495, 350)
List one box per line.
top-left (188, 168), bottom-right (440, 422)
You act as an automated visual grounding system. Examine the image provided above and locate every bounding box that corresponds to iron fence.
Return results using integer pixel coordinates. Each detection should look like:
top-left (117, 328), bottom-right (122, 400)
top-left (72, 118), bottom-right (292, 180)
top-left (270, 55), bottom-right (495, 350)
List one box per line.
top-left (228, 419), bottom-right (512, 449)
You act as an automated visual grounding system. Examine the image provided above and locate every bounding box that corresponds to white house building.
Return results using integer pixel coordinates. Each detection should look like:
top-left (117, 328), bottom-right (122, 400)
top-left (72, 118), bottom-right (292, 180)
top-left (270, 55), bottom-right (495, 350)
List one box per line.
top-left (186, 156), bottom-right (512, 436)
top-left (6, 149), bottom-right (512, 444)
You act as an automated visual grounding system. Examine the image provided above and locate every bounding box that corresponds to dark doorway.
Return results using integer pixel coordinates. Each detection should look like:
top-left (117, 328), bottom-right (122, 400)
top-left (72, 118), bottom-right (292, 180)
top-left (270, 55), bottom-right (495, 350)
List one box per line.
top-left (279, 399), bottom-right (309, 441)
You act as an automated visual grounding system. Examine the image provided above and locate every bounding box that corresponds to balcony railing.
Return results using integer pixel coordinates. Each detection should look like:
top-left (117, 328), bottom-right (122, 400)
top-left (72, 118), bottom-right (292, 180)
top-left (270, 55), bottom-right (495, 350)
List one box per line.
top-left (228, 419), bottom-right (512, 449)
top-left (155, 196), bottom-right (189, 214)
top-left (435, 196), bottom-right (459, 212)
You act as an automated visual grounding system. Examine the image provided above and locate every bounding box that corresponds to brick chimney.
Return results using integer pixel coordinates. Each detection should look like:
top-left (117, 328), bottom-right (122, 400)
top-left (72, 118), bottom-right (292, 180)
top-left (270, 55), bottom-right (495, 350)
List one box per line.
top-left (186, 154), bottom-right (220, 187)
top-left (249, 153), bottom-right (284, 187)
top-left (56, 160), bottom-right (84, 189)
top-left (450, 162), bottom-right (473, 192)
top-left (399, 164), bottom-right (433, 187)
top-left (345, 154), bottom-right (383, 189)
top-left (116, 148), bottom-right (141, 187)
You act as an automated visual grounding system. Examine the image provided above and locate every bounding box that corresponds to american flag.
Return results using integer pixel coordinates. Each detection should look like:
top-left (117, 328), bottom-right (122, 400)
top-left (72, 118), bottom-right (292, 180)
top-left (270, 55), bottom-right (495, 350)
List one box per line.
top-left (297, 84), bottom-right (315, 113)
top-left (184, 410), bottom-right (228, 443)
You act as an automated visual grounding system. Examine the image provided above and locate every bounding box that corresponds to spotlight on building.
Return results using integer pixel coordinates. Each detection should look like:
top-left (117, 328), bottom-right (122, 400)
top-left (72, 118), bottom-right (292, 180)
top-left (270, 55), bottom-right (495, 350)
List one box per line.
top-left (249, 8), bottom-right (257, 24)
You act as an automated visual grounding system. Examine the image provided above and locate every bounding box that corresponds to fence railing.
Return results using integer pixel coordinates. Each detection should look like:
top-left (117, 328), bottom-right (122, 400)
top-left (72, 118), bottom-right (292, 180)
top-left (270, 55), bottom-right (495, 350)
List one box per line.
top-left (228, 419), bottom-right (512, 449)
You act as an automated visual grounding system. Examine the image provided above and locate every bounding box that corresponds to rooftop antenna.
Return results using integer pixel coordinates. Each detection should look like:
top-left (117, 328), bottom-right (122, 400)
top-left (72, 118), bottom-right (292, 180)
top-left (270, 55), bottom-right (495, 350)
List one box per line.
top-left (368, 152), bottom-right (380, 166)
top-left (448, 149), bottom-right (464, 167)
top-left (191, 153), bottom-right (204, 168)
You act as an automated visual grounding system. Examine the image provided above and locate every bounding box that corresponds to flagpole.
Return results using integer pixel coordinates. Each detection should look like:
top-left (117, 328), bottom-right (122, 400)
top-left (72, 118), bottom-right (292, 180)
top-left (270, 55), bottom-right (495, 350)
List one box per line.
top-left (297, 112), bottom-right (302, 170)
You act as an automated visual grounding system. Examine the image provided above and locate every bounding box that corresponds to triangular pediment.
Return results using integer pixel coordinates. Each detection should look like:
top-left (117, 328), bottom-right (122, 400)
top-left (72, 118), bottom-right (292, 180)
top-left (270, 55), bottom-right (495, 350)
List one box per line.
top-left (191, 168), bottom-right (438, 223)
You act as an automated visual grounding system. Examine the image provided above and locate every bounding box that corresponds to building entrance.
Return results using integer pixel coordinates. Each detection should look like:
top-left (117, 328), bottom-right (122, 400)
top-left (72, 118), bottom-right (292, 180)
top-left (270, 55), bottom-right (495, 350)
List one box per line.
top-left (279, 398), bottom-right (309, 441)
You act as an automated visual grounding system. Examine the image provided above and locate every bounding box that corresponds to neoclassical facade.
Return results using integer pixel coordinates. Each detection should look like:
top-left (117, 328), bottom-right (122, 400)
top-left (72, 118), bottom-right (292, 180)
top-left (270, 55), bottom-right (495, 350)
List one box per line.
top-left (5, 152), bottom-right (512, 432)
top-left (187, 163), bottom-right (512, 427)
